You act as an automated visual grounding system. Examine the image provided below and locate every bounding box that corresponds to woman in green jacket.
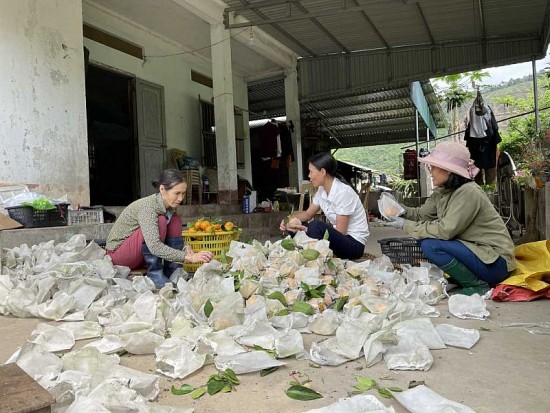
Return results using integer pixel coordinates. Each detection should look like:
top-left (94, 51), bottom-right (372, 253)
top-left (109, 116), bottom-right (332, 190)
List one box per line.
top-left (387, 141), bottom-right (516, 295)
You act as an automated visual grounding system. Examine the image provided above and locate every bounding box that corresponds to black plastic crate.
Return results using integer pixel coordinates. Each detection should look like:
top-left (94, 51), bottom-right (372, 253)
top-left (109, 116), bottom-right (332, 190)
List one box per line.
top-left (378, 237), bottom-right (430, 266)
top-left (6, 203), bottom-right (69, 228)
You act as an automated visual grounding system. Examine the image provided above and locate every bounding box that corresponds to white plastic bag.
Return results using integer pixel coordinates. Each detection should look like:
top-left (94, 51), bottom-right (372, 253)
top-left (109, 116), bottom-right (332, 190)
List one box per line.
top-left (448, 294), bottom-right (489, 320)
top-left (378, 192), bottom-right (405, 220)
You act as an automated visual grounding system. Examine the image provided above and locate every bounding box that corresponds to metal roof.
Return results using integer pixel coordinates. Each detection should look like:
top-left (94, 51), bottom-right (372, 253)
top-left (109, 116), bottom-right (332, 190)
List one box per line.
top-left (224, 0), bottom-right (549, 62)
top-left (226, 0), bottom-right (550, 94)
top-left (237, 0), bottom-right (549, 148)
top-left (248, 78), bottom-right (446, 148)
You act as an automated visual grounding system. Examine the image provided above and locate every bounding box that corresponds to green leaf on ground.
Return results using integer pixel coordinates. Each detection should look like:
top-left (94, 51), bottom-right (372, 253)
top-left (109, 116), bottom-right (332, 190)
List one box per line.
top-left (267, 291), bottom-right (288, 306)
top-left (285, 384), bottom-right (323, 401)
top-left (191, 387), bottom-right (206, 399)
top-left (378, 387), bottom-right (393, 398)
top-left (260, 366), bottom-right (279, 376)
top-left (170, 384), bottom-right (194, 395)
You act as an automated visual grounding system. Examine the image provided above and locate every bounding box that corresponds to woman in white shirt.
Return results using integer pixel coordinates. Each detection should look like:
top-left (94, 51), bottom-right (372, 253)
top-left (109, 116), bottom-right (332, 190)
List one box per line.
top-left (279, 152), bottom-right (369, 259)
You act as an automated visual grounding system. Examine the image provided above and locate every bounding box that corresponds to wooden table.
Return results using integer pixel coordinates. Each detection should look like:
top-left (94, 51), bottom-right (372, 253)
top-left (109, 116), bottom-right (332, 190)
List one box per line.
top-left (0, 363), bottom-right (55, 413)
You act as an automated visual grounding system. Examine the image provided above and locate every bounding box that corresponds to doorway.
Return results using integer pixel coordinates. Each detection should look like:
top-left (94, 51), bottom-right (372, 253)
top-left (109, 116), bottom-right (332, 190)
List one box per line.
top-left (86, 64), bottom-right (137, 206)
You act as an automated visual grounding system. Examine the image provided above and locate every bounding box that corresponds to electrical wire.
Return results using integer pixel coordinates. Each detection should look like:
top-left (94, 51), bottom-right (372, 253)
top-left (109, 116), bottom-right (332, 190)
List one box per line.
top-left (401, 105), bottom-right (550, 149)
top-left (144, 28), bottom-right (248, 59)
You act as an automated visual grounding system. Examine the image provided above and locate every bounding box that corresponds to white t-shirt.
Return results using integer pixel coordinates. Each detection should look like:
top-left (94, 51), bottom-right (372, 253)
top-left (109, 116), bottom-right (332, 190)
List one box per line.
top-left (312, 178), bottom-right (370, 245)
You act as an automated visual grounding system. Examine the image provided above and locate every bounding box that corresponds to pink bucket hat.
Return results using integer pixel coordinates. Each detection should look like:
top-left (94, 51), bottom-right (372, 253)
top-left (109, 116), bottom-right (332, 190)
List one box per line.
top-left (418, 141), bottom-right (479, 179)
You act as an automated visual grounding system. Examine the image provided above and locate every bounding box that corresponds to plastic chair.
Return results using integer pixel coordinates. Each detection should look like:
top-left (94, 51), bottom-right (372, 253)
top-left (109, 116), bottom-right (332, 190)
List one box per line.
top-left (169, 149), bottom-right (187, 169)
top-left (185, 170), bottom-right (202, 205)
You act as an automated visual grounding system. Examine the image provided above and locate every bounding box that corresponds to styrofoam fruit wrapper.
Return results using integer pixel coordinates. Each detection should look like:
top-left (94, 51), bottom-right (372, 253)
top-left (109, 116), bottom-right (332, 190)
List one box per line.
top-left (304, 394), bottom-right (396, 413)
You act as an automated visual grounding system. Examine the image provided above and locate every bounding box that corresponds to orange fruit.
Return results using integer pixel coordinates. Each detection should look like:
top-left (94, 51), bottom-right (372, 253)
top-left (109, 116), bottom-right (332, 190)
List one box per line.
top-left (224, 221), bottom-right (235, 231)
top-left (200, 220), bottom-right (211, 231)
top-left (194, 220), bottom-right (202, 230)
top-left (214, 223), bottom-right (222, 231)
top-left (187, 227), bottom-right (197, 234)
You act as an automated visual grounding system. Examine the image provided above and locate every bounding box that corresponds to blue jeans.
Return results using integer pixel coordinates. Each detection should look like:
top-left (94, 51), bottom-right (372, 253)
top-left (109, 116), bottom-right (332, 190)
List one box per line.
top-left (419, 238), bottom-right (509, 284)
top-left (304, 220), bottom-right (365, 260)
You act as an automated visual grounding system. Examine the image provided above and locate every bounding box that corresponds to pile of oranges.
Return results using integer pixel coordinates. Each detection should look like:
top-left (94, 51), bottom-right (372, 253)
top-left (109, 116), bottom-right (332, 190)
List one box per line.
top-left (185, 218), bottom-right (236, 234)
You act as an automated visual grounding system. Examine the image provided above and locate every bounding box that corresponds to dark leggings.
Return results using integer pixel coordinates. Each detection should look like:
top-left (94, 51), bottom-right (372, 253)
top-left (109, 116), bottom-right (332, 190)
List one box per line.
top-left (420, 238), bottom-right (509, 284)
top-left (304, 220), bottom-right (365, 260)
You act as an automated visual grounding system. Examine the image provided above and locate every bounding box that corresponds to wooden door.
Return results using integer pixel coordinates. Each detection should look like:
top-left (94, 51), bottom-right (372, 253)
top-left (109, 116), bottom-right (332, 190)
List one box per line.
top-left (136, 79), bottom-right (166, 197)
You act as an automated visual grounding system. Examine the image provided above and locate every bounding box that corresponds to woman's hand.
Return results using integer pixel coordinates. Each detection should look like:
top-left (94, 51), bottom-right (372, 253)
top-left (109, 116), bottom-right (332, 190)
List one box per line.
top-left (280, 217), bottom-right (307, 233)
top-left (186, 249), bottom-right (214, 263)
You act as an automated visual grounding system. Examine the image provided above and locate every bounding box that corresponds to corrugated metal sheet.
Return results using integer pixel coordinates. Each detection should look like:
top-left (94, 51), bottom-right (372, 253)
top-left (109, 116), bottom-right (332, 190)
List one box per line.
top-left (247, 77), bottom-right (444, 148)
top-left (299, 36), bottom-right (544, 98)
top-left (229, 0), bottom-right (547, 148)
top-left (225, 0), bottom-right (549, 80)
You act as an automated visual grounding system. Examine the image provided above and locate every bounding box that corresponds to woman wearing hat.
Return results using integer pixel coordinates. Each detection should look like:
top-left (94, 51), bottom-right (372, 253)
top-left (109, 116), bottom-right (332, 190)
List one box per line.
top-left (387, 141), bottom-right (516, 295)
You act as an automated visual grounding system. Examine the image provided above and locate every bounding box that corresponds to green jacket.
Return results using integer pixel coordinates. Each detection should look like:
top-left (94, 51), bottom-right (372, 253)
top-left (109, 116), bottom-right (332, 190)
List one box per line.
top-left (403, 182), bottom-right (516, 271)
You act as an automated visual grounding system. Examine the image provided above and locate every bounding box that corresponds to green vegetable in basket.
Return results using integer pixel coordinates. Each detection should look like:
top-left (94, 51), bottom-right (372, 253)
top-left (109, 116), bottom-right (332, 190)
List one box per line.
top-left (21, 197), bottom-right (55, 210)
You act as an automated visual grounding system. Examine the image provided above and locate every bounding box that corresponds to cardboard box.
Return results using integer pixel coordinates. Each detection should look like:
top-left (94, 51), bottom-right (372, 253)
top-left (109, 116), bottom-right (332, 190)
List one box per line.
top-left (0, 213), bottom-right (23, 230)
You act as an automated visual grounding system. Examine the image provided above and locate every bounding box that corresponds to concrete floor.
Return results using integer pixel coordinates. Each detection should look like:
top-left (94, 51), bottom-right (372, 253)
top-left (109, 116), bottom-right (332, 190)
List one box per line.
top-left (1, 225), bottom-right (549, 412)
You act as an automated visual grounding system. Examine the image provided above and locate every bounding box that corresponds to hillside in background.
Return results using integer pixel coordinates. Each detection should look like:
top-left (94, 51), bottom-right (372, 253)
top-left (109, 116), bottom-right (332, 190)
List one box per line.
top-left (334, 74), bottom-right (542, 176)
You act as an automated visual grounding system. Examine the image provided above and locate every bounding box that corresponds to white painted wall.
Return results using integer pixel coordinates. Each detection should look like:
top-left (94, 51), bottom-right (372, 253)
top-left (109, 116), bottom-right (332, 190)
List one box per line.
top-left (83, 3), bottom-right (252, 182)
top-left (0, 0), bottom-right (89, 205)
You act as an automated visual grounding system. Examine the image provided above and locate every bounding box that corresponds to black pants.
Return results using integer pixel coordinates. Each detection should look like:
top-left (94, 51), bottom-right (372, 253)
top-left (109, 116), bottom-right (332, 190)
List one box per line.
top-left (305, 220), bottom-right (365, 260)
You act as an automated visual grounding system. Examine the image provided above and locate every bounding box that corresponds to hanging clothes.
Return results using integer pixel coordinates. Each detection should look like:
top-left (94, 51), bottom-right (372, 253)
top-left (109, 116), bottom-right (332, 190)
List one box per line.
top-left (465, 92), bottom-right (501, 185)
top-left (258, 120), bottom-right (280, 158)
top-left (279, 121), bottom-right (295, 167)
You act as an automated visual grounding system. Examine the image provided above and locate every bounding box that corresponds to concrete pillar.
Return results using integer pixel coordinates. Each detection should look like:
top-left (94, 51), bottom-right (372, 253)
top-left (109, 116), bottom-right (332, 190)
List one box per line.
top-left (284, 66), bottom-right (303, 187)
top-left (211, 23), bottom-right (238, 204)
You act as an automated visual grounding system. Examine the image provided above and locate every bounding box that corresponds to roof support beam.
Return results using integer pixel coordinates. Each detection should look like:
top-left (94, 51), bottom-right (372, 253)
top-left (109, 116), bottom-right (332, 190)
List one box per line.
top-left (171, 0), bottom-right (297, 69)
top-left (416, 3), bottom-right (434, 45)
top-left (313, 102), bottom-right (414, 119)
top-left (235, 0), bottom-right (315, 56)
top-left (541, 0), bottom-right (550, 50)
top-left (333, 117), bottom-right (426, 134)
top-left (350, 0), bottom-right (389, 49)
top-left (322, 110), bottom-right (416, 126)
top-left (306, 88), bottom-right (410, 106)
top-left (225, 2), bottom-right (388, 29)
top-left (292, 1), bottom-right (349, 53)
top-left (477, 0), bottom-right (487, 65)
